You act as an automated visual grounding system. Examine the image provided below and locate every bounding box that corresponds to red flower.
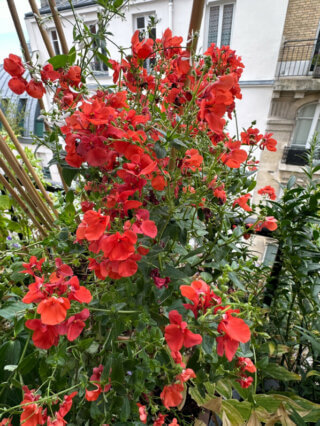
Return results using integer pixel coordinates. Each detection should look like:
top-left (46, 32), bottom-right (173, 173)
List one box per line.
top-left (67, 276), bottom-right (92, 303)
top-left (137, 403), bottom-right (147, 424)
top-left (176, 368), bottom-right (196, 383)
top-left (57, 308), bottom-right (90, 341)
top-left (4, 54), bottom-right (25, 77)
top-left (216, 308), bottom-right (251, 361)
top-left (169, 419), bottom-right (179, 426)
top-left (8, 77), bottom-right (27, 94)
top-left (151, 175), bottom-right (167, 191)
top-left (85, 365), bottom-right (111, 401)
top-left (237, 357), bottom-right (256, 373)
top-left (20, 386), bottom-right (45, 426)
top-left (241, 128), bottom-right (263, 146)
top-left (258, 186), bottom-right (276, 200)
top-left (0, 419), bottom-right (12, 425)
top-left (220, 140), bottom-right (247, 168)
top-left (180, 280), bottom-right (221, 318)
top-left (41, 63), bottom-right (61, 82)
top-left (26, 80), bottom-right (46, 98)
top-left (99, 230), bottom-right (137, 261)
top-left (76, 210), bottom-right (110, 242)
top-left (22, 276), bottom-right (46, 304)
top-left (21, 256), bottom-right (45, 276)
top-left (164, 310), bottom-right (202, 352)
top-left (181, 149), bottom-right (203, 172)
top-left (131, 30), bottom-right (154, 59)
top-left (132, 209), bottom-right (158, 238)
top-left (160, 383), bottom-right (184, 409)
top-left (25, 319), bottom-right (59, 349)
top-left (237, 374), bottom-right (254, 388)
top-left (37, 297), bottom-right (70, 325)
top-left (254, 216), bottom-right (278, 232)
top-left (153, 413), bottom-right (167, 426)
top-left (171, 350), bottom-right (186, 368)
top-left (233, 194), bottom-right (252, 212)
top-left (260, 133), bottom-right (277, 151)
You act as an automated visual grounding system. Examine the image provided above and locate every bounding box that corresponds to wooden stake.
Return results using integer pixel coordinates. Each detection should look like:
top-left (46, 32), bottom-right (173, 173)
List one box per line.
top-left (187, 0), bottom-right (206, 53)
top-left (48, 0), bottom-right (69, 54)
top-left (0, 109), bottom-right (59, 218)
top-left (7, 0), bottom-right (32, 63)
top-left (28, 0), bottom-right (56, 58)
top-left (0, 135), bottom-right (53, 229)
top-left (0, 157), bottom-right (52, 228)
top-left (0, 174), bottom-right (48, 238)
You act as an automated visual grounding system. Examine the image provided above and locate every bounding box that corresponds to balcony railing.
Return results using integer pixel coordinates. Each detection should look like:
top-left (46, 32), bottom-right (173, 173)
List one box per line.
top-left (277, 38), bottom-right (320, 78)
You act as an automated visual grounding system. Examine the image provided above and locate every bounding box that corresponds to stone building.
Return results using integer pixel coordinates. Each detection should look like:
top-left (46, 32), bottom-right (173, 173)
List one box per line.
top-left (255, 0), bottom-right (320, 198)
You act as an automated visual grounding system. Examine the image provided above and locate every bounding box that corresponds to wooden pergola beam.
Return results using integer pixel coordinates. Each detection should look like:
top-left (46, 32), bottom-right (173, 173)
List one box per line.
top-left (48, 0), bottom-right (69, 54)
top-left (187, 0), bottom-right (206, 53)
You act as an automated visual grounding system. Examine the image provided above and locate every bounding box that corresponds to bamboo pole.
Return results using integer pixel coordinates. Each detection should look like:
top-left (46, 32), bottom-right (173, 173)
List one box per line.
top-left (186, 0), bottom-right (206, 53)
top-left (28, 0), bottom-right (56, 58)
top-left (0, 109), bottom-right (59, 218)
top-left (7, 0), bottom-right (69, 195)
top-left (7, 0), bottom-right (32, 63)
top-left (0, 157), bottom-right (52, 228)
top-left (0, 174), bottom-right (48, 238)
top-left (48, 0), bottom-right (69, 54)
top-left (0, 136), bottom-right (53, 229)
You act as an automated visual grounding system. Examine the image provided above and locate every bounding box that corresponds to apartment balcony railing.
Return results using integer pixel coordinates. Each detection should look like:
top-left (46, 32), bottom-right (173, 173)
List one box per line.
top-left (277, 38), bottom-right (320, 78)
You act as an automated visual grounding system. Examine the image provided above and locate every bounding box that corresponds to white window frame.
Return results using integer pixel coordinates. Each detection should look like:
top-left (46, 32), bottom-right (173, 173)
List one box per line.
top-left (51, 29), bottom-right (61, 56)
top-left (291, 101), bottom-right (320, 149)
top-left (204, 0), bottom-right (235, 48)
top-left (133, 12), bottom-right (156, 38)
top-left (87, 23), bottom-right (109, 74)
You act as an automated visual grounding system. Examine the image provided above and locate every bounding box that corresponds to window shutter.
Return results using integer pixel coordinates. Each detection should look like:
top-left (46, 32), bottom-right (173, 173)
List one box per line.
top-left (263, 244), bottom-right (278, 268)
top-left (221, 4), bottom-right (234, 46)
top-left (208, 6), bottom-right (220, 46)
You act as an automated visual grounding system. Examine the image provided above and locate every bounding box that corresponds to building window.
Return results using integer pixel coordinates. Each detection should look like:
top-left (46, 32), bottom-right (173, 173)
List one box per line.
top-left (17, 98), bottom-right (27, 136)
top-left (51, 30), bottom-right (61, 55)
top-left (89, 24), bottom-right (109, 73)
top-left (263, 244), bottom-right (278, 268)
top-left (34, 102), bottom-right (44, 138)
top-left (282, 102), bottom-right (320, 165)
top-left (134, 13), bottom-right (156, 70)
top-left (207, 3), bottom-right (234, 47)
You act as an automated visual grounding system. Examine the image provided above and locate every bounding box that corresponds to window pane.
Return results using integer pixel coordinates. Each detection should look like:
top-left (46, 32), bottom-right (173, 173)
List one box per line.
top-left (292, 118), bottom-right (313, 146)
top-left (51, 30), bottom-right (60, 55)
top-left (298, 103), bottom-right (317, 118)
top-left (208, 6), bottom-right (219, 46)
top-left (137, 17), bottom-right (145, 29)
top-left (221, 4), bottom-right (234, 46)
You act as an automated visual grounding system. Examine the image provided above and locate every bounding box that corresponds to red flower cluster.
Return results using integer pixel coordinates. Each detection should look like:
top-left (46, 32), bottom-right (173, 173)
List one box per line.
top-left (160, 368), bottom-right (196, 409)
top-left (180, 279), bottom-right (221, 318)
top-left (258, 185), bottom-right (277, 200)
top-left (19, 386), bottom-right (77, 426)
top-left (85, 365), bottom-right (111, 401)
top-left (22, 257), bottom-right (91, 349)
top-left (4, 54), bottom-right (45, 98)
top-left (233, 193), bottom-right (252, 212)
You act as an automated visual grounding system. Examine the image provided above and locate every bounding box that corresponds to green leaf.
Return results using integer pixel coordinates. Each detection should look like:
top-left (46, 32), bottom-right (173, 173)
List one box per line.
top-left (0, 301), bottom-right (31, 320)
top-left (48, 54), bottom-right (70, 69)
top-left (0, 195), bottom-right (12, 210)
top-left (62, 167), bottom-right (79, 186)
top-left (96, 51), bottom-right (112, 68)
top-left (170, 138), bottom-right (187, 150)
top-left (262, 363), bottom-right (301, 381)
top-left (68, 46), bottom-right (76, 65)
top-left (306, 370), bottom-right (320, 378)
top-left (120, 397), bottom-right (130, 421)
top-left (287, 175), bottom-right (296, 189)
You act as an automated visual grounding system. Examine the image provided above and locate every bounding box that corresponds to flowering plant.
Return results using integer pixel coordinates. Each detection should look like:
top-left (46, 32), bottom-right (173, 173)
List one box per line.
top-left (1, 4), bottom-right (319, 425)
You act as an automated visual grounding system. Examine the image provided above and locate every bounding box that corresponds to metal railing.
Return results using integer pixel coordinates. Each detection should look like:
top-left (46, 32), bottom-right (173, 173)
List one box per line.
top-left (277, 38), bottom-right (320, 78)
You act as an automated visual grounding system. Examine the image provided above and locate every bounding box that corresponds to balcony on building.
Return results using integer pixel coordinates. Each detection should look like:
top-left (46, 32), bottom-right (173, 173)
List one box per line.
top-left (276, 38), bottom-right (320, 79)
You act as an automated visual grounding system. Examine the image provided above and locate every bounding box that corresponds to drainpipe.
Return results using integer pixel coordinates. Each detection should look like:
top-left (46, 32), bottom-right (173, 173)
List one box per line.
top-left (168, 0), bottom-right (173, 30)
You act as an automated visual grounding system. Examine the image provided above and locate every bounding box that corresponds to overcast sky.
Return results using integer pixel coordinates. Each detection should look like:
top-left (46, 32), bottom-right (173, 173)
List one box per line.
top-left (0, 0), bottom-right (39, 64)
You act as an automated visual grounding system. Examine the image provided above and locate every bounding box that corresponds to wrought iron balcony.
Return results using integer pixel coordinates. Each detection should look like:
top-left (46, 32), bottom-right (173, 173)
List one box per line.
top-left (281, 145), bottom-right (320, 166)
top-left (277, 38), bottom-right (320, 78)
